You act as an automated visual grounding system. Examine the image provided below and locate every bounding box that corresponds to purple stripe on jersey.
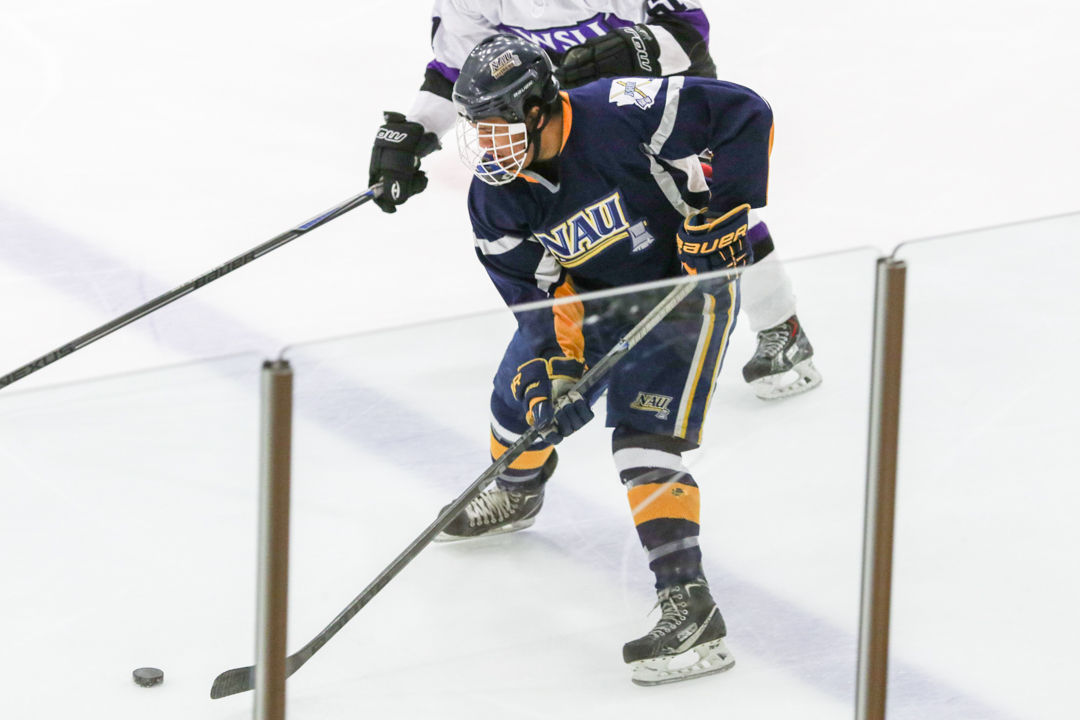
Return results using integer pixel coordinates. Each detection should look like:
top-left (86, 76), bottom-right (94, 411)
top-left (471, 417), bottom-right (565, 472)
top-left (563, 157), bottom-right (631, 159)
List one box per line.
top-left (603, 16), bottom-right (636, 30)
top-left (669, 9), bottom-right (710, 45)
top-left (427, 59), bottom-right (460, 83)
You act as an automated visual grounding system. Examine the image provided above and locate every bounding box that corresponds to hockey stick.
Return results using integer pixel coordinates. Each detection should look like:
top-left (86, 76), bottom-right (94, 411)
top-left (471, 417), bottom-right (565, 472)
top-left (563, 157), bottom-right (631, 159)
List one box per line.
top-left (209, 276), bottom-right (700, 699)
top-left (0, 186), bottom-right (381, 391)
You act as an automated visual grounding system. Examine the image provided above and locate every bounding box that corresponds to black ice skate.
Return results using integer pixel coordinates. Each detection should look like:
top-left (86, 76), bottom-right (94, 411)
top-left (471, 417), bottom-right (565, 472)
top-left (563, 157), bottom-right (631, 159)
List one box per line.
top-left (434, 451), bottom-right (556, 542)
top-left (623, 579), bottom-right (735, 686)
top-left (742, 315), bottom-right (822, 400)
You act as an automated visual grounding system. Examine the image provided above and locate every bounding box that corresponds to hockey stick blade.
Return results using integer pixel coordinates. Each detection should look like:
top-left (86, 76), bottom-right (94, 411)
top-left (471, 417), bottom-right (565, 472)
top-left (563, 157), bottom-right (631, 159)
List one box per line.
top-left (208, 433), bottom-right (540, 700)
top-left (210, 666), bottom-right (254, 699)
top-left (211, 651), bottom-right (309, 699)
top-left (209, 276), bottom-right (700, 700)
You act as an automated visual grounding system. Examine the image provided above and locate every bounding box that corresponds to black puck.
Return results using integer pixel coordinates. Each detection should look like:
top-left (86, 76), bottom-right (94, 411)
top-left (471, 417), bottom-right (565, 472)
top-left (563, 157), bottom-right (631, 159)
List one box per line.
top-left (133, 667), bottom-right (164, 687)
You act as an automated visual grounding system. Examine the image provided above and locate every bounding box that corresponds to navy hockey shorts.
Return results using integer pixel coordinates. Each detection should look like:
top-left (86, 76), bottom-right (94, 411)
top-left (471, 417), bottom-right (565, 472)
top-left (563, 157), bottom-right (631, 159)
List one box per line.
top-left (489, 279), bottom-right (740, 447)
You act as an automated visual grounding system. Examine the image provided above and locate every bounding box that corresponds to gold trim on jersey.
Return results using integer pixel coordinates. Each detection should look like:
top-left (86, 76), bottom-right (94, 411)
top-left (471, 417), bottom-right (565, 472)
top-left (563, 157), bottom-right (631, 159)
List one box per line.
top-left (553, 277), bottom-right (585, 361)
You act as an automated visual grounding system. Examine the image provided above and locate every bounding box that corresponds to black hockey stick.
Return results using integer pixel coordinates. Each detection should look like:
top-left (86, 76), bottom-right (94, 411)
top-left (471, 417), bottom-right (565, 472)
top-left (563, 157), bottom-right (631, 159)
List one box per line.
top-left (209, 276), bottom-right (700, 699)
top-left (0, 186), bottom-right (380, 391)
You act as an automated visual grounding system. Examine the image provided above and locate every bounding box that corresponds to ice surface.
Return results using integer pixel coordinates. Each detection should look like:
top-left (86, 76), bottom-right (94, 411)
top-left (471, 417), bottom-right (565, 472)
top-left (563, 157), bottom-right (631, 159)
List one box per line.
top-left (1, 1), bottom-right (1078, 718)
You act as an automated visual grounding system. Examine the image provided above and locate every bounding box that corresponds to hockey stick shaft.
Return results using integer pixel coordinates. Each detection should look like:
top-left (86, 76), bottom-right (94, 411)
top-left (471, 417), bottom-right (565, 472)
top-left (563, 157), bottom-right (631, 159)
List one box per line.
top-left (0, 186), bottom-right (379, 391)
top-left (209, 276), bottom-right (699, 699)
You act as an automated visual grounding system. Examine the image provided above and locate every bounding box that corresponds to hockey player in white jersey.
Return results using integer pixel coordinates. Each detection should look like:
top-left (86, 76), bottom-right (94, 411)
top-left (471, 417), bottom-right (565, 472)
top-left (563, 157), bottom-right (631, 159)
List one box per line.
top-left (367, 0), bottom-right (821, 399)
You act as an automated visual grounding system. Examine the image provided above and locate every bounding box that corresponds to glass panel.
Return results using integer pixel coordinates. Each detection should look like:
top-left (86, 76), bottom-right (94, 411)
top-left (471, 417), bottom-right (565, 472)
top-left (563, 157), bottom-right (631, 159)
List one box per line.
top-left (891, 213), bottom-right (1080, 719)
top-left (280, 247), bottom-right (879, 718)
top-left (0, 354), bottom-right (263, 718)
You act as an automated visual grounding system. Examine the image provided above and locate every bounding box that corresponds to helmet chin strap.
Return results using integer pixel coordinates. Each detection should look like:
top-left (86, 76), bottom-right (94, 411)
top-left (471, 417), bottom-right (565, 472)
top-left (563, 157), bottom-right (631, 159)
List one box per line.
top-left (524, 110), bottom-right (548, 167)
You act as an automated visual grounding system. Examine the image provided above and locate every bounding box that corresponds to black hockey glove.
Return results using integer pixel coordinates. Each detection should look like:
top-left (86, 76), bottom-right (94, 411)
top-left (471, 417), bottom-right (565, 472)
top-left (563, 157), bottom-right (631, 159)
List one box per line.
top-left (677, 204), bottom-right (753, 276)
top-left (557, 24), bottom-right (662, 89)
top-left (511, 356), bottom-right (593, 443)
top-left (368, 111), bottom-right (440, 214)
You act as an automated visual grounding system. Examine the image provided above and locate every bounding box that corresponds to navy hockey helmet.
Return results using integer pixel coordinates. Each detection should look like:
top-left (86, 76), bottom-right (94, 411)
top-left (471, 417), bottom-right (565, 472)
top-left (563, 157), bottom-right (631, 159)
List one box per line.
top-left (452, 34), bottom-right (560, 123)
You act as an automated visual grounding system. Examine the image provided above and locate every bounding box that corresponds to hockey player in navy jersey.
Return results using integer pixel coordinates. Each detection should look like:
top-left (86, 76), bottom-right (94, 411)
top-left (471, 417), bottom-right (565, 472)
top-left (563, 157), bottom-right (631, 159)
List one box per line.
top-left (367, 0), bottom-right (820, 399)
top-left (436, 33), bottom-right (773, 685)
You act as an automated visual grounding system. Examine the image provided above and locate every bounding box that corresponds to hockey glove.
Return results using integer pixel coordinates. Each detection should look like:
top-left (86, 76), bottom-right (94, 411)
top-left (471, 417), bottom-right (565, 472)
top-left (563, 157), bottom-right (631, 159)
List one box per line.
top-left (368, 111), bottom-right (440, 214)
top-left (677, 204), bottom-right (752, 276)
top-left (511, 356), bottom-right (594, 443)
top-left (557, 24), bottom-right (662, 89)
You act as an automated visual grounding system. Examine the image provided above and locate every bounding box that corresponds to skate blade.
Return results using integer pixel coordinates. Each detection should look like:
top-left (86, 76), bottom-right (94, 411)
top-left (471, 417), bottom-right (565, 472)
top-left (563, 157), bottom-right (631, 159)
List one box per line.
top-left (629, 638), bottom-right (735, 687)
top-left (749, 359), bottom-right (822, 400)
top-left (433, 516), bottom-right (537, 543)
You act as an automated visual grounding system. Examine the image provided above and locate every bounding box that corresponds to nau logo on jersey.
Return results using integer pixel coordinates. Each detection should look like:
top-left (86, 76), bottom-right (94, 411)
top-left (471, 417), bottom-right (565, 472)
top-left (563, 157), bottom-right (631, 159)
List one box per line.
top-left (534, 192), bottom-right (636, 267)
top-left (489, 50), bottom-right (521, 79)
top-left (630, 392), bottom-right (673, 420)
top-left (609, 78), bottom-right (663, 110)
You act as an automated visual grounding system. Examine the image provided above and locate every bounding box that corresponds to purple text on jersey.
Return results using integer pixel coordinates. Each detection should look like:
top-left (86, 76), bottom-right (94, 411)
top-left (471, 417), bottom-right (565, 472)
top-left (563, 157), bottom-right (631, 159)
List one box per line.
top-left (496, 13), bottom-right (634, 55)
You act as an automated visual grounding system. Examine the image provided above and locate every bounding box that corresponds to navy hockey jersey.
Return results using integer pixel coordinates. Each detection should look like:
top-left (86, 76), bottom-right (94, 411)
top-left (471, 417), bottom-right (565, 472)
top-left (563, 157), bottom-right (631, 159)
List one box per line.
top-left (468, 75), bottom-right (773, 360)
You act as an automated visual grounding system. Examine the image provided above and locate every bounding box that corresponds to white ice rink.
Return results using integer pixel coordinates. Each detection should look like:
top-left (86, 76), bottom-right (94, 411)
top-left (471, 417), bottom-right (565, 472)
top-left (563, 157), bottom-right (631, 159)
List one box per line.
top-left (1, 1), bottom-right (1079, 718)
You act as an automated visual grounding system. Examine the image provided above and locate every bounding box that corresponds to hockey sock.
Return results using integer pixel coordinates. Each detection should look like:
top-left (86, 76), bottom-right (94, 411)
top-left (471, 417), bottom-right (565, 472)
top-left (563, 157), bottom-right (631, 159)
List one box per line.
top-left (747, 213), bottom-right (775, 260)
top-left (741, 252), bottom-right (797, 334)
top-left (490, 428), bottom-right (555, 492)
top-left (612, 427), bottom-right (704, 588)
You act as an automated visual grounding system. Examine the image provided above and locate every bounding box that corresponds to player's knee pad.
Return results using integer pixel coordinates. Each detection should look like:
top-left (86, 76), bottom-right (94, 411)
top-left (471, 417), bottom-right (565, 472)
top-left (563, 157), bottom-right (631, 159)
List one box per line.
top-left (491, 384), bottom-right (530, 437)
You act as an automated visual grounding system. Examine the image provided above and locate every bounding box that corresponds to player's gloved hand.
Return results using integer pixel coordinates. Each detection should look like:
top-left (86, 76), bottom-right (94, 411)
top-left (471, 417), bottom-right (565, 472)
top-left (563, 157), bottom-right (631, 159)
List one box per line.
top-left (557, 24), bottom-right (662, 89)
top-left (368, 111), bottom-right (440, 214)
top-left (677, 204), bottom-right (753, 276)
top-left (511, 356), bottom-right (593, 443)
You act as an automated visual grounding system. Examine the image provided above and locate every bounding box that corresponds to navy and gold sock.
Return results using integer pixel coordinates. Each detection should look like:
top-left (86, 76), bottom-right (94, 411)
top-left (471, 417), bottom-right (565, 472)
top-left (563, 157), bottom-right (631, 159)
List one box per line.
top-left (612, 427), bottom-right (704, 588)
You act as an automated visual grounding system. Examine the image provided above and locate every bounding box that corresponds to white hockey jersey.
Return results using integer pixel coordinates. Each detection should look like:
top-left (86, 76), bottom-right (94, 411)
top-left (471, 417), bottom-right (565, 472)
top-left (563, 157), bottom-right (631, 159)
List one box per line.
top-left (408, 0), bottom-right (715, 137)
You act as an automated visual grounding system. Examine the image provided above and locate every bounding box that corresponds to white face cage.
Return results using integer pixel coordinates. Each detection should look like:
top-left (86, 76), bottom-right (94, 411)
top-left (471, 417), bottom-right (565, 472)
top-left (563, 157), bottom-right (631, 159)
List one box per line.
top-left (456, 117), bottom-right (531, 186)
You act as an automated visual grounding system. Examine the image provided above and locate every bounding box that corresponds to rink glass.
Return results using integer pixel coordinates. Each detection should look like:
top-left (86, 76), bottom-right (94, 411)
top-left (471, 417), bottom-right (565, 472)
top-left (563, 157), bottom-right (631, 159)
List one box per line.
top-left (887, 213), bottom-right (1080, 720)
top-left (6, 223), bottom-right (1077, 718)
top-left (278, 248), bottom-right (878, 719)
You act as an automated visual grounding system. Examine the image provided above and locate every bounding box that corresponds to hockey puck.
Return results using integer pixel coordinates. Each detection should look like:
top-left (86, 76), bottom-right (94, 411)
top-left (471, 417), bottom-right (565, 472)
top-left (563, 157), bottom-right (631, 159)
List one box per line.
top-left (133, 667), bottom-right (164, 687)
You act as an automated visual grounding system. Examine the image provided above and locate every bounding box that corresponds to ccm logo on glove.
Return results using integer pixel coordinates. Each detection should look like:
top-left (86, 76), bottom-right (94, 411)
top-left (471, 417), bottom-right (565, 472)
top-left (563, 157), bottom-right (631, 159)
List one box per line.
top-left (376, 129), bottom-right (410, 143)
top-left (623, 26), bottom-right (654, 74)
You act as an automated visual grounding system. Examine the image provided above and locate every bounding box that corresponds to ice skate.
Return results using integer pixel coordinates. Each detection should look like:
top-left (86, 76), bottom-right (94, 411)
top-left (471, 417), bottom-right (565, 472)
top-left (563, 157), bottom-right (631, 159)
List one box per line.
top-left (435, 452), bottom-right (556, 542)
top-left (742, 315), bottom-right (822, 400)
top-left (623, 579), bottom-right (735, 686)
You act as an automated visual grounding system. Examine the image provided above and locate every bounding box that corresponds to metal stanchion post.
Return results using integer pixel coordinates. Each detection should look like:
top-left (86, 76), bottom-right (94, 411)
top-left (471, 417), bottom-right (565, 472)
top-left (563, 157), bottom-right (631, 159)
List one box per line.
top-left (856, 258), bottom-right (907, 720)
top-left (255, 359), bottom-right (293, 720)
